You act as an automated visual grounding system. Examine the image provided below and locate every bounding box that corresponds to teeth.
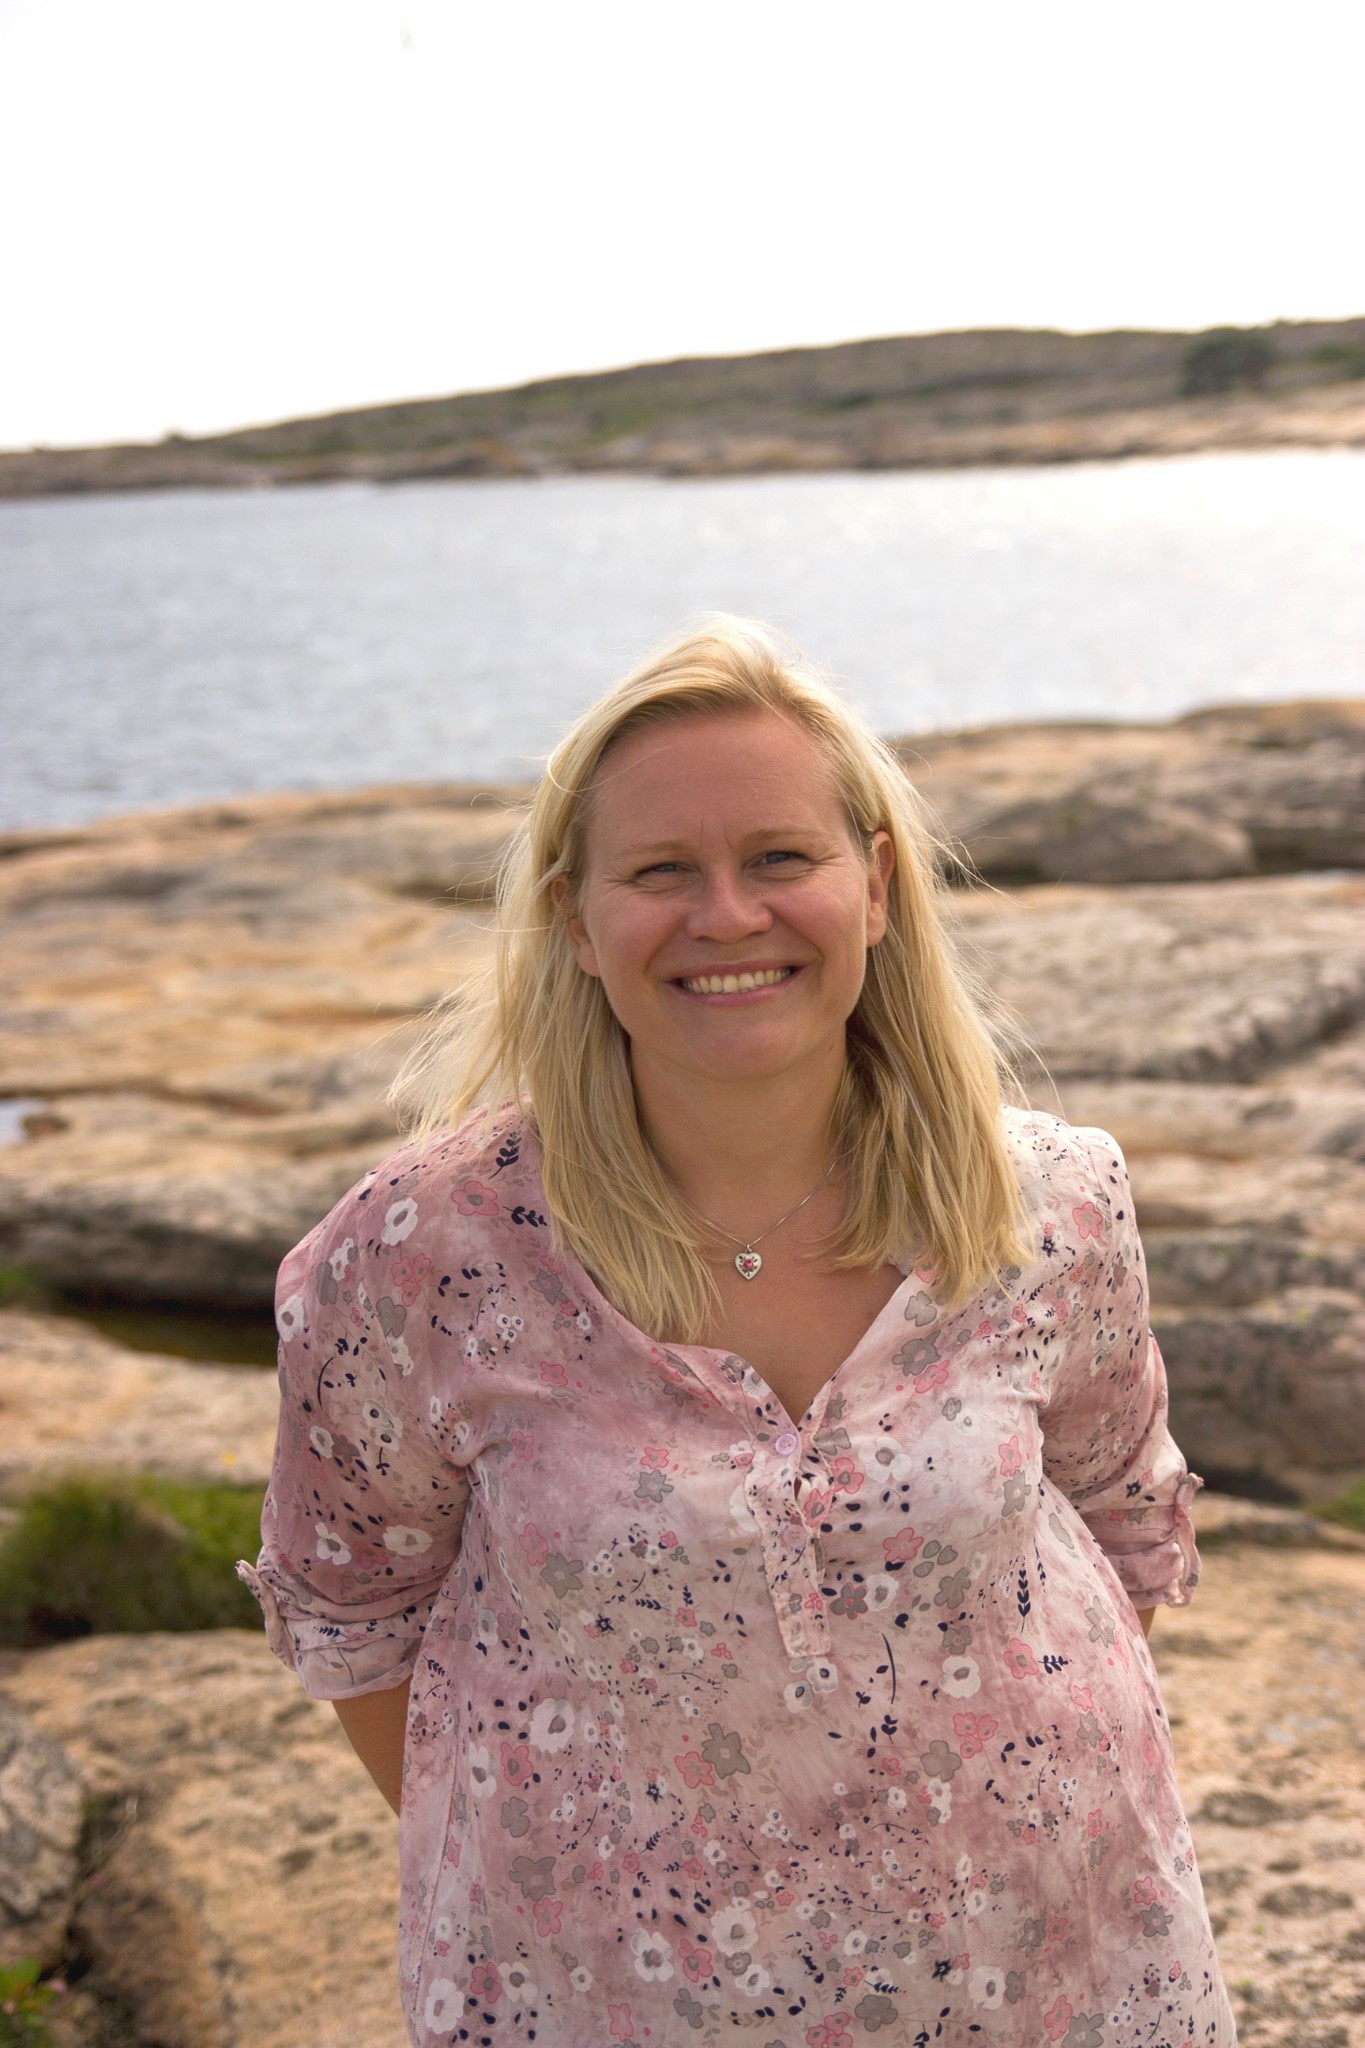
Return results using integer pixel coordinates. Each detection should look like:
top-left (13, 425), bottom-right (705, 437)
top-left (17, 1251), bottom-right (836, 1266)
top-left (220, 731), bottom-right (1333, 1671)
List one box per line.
top-left (681, 968), bottom-right (793, 994)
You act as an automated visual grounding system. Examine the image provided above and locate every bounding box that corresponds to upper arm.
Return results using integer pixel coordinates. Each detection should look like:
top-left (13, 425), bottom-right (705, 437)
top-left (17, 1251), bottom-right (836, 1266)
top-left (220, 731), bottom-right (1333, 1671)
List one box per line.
top-left (1039, 1127), bottom-right (1202, 1608)
top-left (241, 1172), bottom-right (473, 1698)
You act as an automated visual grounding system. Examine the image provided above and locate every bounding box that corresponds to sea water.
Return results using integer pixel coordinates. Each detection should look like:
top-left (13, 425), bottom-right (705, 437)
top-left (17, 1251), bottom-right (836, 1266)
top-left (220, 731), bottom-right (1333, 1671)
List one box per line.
top-left (2, 448), bottom-right (1363, 831)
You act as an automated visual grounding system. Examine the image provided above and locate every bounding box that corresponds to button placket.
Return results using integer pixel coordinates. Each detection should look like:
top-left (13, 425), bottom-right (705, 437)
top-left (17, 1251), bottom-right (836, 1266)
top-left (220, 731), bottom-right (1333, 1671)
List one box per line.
top-left (743, 1437), bottom-right (832, 1662)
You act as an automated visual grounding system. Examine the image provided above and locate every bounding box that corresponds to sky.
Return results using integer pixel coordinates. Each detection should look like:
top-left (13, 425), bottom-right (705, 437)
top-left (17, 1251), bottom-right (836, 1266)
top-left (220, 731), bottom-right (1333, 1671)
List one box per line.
top-left (2, 0), bottom-right (1363, 450)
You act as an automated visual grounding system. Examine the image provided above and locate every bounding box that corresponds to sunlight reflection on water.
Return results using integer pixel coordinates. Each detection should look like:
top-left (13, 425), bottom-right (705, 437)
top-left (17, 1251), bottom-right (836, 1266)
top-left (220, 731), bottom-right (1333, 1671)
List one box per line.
top-left (2, 448), bottom-right (1362, 830)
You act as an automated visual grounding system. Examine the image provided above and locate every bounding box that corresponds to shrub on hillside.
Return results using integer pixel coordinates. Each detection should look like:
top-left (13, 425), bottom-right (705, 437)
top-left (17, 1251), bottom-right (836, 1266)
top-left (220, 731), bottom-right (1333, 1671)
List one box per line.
top-left (1309, 341), bottom-right (1365, 380)
top-left (0, 1475), bottom-right (264, 1645)
top-left (1180, 328), bottom-right (1274, 396)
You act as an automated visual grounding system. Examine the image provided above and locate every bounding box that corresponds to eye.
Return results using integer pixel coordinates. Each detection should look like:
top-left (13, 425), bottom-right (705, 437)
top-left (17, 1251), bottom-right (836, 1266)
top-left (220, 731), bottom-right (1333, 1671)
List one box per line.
top-left (756, 849), bottom-right (806, 868)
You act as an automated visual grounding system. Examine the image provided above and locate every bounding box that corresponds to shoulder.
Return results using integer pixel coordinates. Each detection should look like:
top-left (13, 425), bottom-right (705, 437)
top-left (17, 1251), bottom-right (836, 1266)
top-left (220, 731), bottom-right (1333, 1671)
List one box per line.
top-left (999, 1103), bottom-right (1120, 1193)
top-left (278, 1100), bottom-right (542, 1290)
top-left (361, 1099), bottom-right (538, 1215)
top-left (997, 1105), bottom-right (1134, 1267)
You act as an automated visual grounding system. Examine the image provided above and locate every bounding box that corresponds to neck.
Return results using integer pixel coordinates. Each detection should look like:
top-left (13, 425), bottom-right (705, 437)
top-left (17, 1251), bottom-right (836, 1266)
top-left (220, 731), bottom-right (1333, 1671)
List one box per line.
top-left (632, 1045), bottom-right (845, 1228)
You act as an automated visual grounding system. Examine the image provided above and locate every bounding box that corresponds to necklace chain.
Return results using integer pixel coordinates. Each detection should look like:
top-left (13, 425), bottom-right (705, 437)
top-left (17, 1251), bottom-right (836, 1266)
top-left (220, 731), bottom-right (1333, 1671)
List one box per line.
top-left (693, 1162), bottom-right (837, 1281)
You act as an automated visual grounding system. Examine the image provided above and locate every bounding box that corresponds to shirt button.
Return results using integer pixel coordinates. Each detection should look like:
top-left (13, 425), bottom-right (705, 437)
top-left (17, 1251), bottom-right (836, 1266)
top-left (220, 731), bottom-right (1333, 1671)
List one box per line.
top-left (774, 1430), bottom-right (800, 1456)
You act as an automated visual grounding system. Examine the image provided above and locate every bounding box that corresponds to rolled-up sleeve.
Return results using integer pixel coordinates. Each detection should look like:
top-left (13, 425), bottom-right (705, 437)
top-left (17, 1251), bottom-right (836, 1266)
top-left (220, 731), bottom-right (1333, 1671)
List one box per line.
top-left (237, 1186), bottom-right (471, 1698)
top-left (1040, 1127), bottom-right (1202, 1610)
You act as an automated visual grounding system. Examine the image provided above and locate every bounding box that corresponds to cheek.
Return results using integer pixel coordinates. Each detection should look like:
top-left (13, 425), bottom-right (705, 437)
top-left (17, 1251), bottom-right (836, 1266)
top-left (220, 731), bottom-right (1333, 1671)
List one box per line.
top-left (581, 902), bottom-right (659, 992)
top-left (807, 882), bottom-right (874, 958)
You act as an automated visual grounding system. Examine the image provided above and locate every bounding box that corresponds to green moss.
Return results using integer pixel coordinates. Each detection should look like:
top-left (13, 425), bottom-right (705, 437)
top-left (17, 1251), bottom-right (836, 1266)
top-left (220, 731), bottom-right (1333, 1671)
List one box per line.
top-left (0, 1475), bottom-right (265, 1645)
top-left (1319, 1477), bottom-right (1365, 1536)
top-left (0, 1958), bottom-right (64, 2046)
top-left (0, 1267), bottom-right (55, 1311)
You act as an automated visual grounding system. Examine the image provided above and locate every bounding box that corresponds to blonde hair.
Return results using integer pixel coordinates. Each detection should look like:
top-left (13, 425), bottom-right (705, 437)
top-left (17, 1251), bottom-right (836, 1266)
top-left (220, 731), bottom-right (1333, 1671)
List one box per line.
top-left (391, 618), bottom-right (1023, 1339)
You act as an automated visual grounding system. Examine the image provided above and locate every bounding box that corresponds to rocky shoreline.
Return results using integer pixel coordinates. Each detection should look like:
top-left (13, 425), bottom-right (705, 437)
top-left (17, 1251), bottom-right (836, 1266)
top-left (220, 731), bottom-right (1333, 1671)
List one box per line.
top-left (0, 701), bottom-right (1362, 2043)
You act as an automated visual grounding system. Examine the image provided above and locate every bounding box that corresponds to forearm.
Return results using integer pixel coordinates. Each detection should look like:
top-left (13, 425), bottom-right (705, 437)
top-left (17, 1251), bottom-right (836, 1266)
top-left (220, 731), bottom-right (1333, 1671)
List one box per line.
top-left (332, 1679), bottom-right (411, 1815)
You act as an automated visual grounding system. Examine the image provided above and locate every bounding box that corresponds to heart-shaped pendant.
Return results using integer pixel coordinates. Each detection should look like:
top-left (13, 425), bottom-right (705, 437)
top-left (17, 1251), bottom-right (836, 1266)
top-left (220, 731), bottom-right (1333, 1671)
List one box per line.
top-left (734, 1249), bottom-right (763, 1281)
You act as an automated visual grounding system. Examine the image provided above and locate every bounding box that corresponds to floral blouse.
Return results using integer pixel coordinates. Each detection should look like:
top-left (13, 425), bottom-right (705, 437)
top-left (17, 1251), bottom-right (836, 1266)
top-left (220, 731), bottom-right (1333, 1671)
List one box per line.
top-left (241, 1104), bottom-right (1235, 2048)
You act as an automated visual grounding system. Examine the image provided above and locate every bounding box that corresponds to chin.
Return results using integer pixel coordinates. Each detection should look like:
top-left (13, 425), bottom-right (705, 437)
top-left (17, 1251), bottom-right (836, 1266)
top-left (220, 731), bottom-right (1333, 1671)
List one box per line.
top-left (676, 1041), bottom-right (817, 1086)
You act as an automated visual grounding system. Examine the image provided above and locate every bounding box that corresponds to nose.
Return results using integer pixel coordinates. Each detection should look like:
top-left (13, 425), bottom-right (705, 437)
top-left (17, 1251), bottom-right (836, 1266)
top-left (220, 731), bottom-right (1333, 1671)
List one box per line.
top-left (686, 864), bottom-right (774, 942)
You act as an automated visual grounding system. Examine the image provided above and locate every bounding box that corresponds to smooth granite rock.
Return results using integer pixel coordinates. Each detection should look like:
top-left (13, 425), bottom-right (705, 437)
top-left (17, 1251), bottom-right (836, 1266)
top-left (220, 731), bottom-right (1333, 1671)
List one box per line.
top-left (962, 792), bottom-right (1256, 884)
top-left (1154, 1290), bottom-right (1365, 1497)
top-left (1150, 1522), bottom-right (1365, 2048)
top-left (1, 1632), bottom-right (406, 2048)
top-left (0, 1310), bottom-right (278, 1490)
top-left (956, 874), bottom-right (1365, 1084)
top-left (905, 699), bottom-right (1365, 881)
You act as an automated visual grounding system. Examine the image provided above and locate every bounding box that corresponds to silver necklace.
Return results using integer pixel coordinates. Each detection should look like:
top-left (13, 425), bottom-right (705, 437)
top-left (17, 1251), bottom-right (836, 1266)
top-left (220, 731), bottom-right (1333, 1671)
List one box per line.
top-left (695, 1163), bottom-right (837, 1282)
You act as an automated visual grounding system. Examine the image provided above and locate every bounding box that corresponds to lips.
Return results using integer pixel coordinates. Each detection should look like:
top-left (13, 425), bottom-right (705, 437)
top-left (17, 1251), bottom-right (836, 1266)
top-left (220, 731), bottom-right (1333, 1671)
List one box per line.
top-left (675, 966), bottom-right (799, 995)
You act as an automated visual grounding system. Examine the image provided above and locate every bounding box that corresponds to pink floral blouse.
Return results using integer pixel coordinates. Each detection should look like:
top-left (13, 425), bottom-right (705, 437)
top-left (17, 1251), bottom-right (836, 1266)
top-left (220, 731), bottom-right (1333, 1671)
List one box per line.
top-left (242, 1104), bottom-right (1235, 2048)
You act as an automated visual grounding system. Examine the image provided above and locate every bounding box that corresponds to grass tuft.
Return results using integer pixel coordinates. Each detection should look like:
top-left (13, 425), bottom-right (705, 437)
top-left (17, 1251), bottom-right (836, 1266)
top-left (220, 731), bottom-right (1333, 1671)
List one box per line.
top-left (1319, 1477), bottom-right (1365, 1537)
top-left (0, 1475), bottom-right (265, 1645)
top-left (0, 1957), bottom-right (64, 2046)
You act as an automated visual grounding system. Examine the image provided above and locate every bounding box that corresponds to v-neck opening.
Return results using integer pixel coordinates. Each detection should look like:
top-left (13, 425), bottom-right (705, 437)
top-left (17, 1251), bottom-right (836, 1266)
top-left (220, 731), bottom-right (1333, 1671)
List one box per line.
top-left (517, 1119), bottom-right (919, 1435)
top-left (754, 1259), bottom-right (916, 1433)
top-left (562, 1233), bottom-right (918, 1429)
top-left (569, 1249), bottom-right (915, 1433)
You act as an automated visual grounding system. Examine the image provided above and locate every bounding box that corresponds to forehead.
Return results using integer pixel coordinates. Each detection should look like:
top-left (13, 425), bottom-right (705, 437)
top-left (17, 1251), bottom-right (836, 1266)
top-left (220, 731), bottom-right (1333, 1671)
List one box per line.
top-left (584, 710), bottom-right (845, 845)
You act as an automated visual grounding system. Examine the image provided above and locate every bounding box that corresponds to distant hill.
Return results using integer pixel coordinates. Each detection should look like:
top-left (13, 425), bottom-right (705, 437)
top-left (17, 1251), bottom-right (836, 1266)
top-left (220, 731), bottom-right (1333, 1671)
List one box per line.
top-left (5, 317), bottom-right (1365, 498)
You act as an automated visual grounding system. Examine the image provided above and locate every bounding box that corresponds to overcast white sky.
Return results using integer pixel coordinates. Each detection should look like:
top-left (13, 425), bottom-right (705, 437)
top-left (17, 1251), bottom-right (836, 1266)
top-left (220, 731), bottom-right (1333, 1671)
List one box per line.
top-left (2, 0), bottom-right (1362, 450)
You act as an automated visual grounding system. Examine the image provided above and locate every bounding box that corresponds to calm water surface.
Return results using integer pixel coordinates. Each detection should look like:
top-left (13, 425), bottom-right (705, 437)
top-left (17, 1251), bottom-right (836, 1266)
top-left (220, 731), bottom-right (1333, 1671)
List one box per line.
top-left (3, 449), bottom-right (1364, 830)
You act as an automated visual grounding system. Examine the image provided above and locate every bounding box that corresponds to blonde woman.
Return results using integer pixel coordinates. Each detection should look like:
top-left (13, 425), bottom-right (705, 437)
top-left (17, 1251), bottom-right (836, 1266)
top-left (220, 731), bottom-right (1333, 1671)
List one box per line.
top-left (242, 621), bottom-right (1234, 2047)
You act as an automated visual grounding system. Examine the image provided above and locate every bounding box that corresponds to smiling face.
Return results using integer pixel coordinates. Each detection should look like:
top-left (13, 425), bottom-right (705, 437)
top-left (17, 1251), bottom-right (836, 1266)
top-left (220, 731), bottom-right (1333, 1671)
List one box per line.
top-left (554, 709), bottom-right (893, 1100)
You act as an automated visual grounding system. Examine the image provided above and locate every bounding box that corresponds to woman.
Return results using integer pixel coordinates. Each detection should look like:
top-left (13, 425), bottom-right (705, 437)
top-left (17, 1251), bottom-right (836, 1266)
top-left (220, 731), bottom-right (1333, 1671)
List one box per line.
top-left (242, 620), bottom-right (1234, 2047)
